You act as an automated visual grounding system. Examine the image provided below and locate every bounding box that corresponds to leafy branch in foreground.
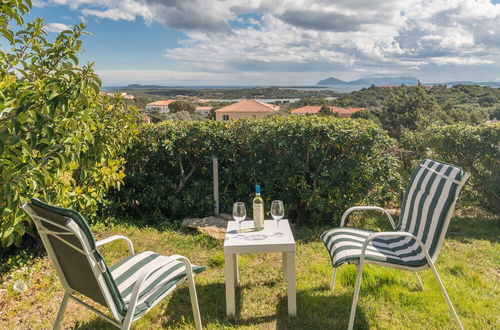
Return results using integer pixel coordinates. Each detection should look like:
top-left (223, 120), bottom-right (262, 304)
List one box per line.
top-left (0, 0), bottom-right (139, 247)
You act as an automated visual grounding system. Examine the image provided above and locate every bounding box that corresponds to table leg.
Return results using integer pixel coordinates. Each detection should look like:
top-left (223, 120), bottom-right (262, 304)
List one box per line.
top-left (233, 254), bottom-right (239, 285)
top-left (285, 251), bottom-right (296, 316)
top-left (282, 252), bottom-right (287, 281)
top-left (225, 253), bottom-right (236, 317)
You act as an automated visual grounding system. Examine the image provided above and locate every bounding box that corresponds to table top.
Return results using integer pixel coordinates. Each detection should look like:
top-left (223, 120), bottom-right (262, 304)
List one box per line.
top-left (224, 219), bottom-right (295, 254)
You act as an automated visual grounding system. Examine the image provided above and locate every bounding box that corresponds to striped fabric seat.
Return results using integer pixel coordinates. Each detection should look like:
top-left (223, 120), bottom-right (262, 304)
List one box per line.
top-left (321, 228), bottom-right (427, 268)
top-left (322, 159), bottom-right (468, 269)
top-left (110, 251), bottom-right (205, 316)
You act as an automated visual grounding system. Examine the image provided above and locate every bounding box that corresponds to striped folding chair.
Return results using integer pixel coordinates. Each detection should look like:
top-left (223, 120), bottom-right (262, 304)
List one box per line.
top-left (22, 199), bottom-right (204, 330)
top-left (321, 159), bottom-right (469, 329)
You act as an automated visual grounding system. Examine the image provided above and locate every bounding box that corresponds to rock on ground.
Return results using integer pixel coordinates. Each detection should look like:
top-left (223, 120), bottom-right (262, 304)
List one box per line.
top-left (181, 214), bottom-right (231, 239)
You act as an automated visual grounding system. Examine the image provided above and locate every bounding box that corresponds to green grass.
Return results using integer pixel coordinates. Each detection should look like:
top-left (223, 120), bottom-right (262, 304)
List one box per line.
top-left (1, 214), bottom-right (499, 329)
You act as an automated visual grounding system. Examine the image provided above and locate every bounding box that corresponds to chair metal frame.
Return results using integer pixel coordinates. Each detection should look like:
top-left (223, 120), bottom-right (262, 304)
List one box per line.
top-left (330, 169), bottom-right (469, 330)
top-left (23, 203), bottom-right (202, 330)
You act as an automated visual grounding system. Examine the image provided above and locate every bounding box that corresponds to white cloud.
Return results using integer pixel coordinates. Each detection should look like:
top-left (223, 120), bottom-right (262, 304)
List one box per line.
top-left (47, 0), bottom-right (500, 82)
top-left (32, 0), bottom-right (47, 7)
top-left (44, 22), bottom-right (72, 33)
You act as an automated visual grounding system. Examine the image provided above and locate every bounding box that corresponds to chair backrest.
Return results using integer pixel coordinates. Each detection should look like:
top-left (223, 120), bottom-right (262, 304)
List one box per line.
top-left (22, 199), bottom-right (126, 319)
top-left (397, 159), bottom-right (469, 261)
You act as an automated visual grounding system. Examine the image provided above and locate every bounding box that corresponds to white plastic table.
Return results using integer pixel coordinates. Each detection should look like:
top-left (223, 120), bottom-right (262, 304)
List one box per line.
top-left (224, 219), bottom-right (296, 317)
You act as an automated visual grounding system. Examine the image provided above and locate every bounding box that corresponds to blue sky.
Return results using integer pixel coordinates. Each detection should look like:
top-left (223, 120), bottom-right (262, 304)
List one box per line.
top-left (30, 0), bottom-right (500, 86)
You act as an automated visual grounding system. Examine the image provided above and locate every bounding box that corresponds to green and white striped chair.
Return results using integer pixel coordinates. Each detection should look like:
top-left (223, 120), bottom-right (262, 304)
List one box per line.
top-left (321, 159), bottom-right (469, 329)
top-left (22, 199), bottom-right (204, 330)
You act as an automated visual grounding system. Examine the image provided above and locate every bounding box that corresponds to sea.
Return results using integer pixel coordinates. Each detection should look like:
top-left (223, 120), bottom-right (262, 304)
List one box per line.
top-left (104, 85), bottom-right (372, 94)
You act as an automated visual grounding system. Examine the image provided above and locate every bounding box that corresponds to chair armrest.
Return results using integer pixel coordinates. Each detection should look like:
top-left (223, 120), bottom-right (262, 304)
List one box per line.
top-left (359, 231), bottom-right (431, 265)
top-left (96, 235), bottom-right (135, 256)
top-left (340, 206), bottom-right (395, 229)
top-left (123, 254), bottom-right (195, 322)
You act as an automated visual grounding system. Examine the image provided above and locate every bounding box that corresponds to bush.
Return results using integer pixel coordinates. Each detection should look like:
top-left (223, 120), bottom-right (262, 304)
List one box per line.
top-left (111, 116), bottom-right (401, 225)
top-left (169, 100), bottom-right (196, 114)
top-left (0, 1), bottom-right (139, 247)
top-left (406, 123), bottom-right (499, 214)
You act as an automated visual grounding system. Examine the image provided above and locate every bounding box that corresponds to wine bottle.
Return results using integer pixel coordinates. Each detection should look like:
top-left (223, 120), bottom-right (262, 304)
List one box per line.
top-left (253, 185), bottom-right (264, 230)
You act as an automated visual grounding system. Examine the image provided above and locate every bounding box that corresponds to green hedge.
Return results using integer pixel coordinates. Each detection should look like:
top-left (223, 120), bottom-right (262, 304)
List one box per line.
top-left (111, 116), bottom-right (401, 225)
top-left (404, 123), bottom-right (499, 214)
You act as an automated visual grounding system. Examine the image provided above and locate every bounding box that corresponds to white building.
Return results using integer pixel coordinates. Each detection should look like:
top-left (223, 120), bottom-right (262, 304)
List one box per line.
top-left (145, 100), bottom-right (175, 113)
top-left (195, 106), bottom-right (213, 117)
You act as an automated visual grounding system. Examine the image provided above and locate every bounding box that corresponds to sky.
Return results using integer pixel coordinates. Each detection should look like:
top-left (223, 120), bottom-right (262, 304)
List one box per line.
top-left (29, 0), bottom-right (500, 86)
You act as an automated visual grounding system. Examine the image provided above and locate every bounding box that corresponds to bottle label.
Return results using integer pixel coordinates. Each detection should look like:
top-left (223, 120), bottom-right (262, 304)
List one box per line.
top-left (253, 203), bottom-right (264, 229)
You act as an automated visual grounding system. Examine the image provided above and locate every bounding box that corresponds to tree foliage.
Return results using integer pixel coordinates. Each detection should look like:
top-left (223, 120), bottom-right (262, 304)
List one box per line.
top-left (169, 100), bottom-right (196, 113)
top-left (403, 123), bottom-right (499, 214)
top-left (0, 1), bottom-right (139, 246)
top-left (379, 86), bottom-right (448, 139)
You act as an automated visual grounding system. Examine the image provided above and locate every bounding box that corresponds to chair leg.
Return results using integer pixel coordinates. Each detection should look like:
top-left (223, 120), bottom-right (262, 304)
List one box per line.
top-left (348, 264), bottom-right (364, 330)
top-left (428, 261), bottom-right (464, 330)
top-left (53, 292), bottom-right (69, 330)
top-left (330, 267), bottom-right (337, 291)
top-left (187, 274), bottom-right (203, 330)
top-left (414, 272), bottom-right (424, 290)
top-left (121, 320), bottom-right (132, 330)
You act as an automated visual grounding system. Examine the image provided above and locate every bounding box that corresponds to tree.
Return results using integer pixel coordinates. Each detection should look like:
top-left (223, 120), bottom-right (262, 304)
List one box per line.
top-left (319, 105), bottom-right (333, 115)
top-left (0, 0), bottom-right (139, 246)
top-left (351, 109), bottom-right (382, 125)
top-left (169, 100), bottom-right (196, 113)
top-left (380, 86), bottom-right (448, 139)
top-left (208, 107), bottom-right (216, 120)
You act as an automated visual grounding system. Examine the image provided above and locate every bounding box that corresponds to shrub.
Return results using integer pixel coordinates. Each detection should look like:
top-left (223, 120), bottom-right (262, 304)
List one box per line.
top-left (112, 116), bottom-right (401, 225)
top-left (0, 1), bottom-right (139, 247)
top-left (169, 100), bottom-right (196, 114)
top-left (408, 123), bottom-right (499, 214)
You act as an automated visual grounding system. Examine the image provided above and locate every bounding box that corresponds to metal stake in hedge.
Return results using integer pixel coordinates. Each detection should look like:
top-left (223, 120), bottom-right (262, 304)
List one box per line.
top-left (213, 157), bottom-right (219, 216)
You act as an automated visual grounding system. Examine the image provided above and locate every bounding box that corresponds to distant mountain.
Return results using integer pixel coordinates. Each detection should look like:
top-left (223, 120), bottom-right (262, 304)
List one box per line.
top-left (355, 76), bottom-right (418, 85)
top-left (317, 77), bottom-right (348, 85)
top-left (317, 76), bottom-right (419, 86)
top-left (317, 76), bottom-right (500, 88)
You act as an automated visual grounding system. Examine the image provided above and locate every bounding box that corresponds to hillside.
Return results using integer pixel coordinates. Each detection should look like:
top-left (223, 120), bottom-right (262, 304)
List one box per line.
top-left (317, 76), bottom-right (419, 86)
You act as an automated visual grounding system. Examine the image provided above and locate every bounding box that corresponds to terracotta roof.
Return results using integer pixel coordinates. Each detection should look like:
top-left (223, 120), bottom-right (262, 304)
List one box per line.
top-left (216, 99), bottom-right (279, 113)
top-left (291, 105), bottom-right (365, 117)
top-left (329, 106), bottom-right (350, 114)
top-left (146, 100), bottom-right (175, 106)
top-left (195, 106), bottom-right (213, 111)
top-left (291, 106), bottom-right (322, 114)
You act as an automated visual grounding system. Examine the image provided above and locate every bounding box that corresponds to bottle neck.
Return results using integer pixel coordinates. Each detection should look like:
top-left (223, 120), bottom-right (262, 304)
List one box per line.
top-left (256, 193), bottom-right (260, 196)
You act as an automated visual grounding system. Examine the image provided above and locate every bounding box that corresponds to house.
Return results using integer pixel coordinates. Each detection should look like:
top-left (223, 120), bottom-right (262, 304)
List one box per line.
top-left (121, 93), bottom-right (135, 100)
top-left (145, 100), bottom-right (175, 113)
top-left (291, 105), bottom-right (365, 118)
top-left (215, 99), bottom-right (279, 121)
top-left (290, 106), bottom-right (322, 114)
top-left (141, 115), bottom-right (152, 124)
top-left (195, 106), bottom-right (213, 117)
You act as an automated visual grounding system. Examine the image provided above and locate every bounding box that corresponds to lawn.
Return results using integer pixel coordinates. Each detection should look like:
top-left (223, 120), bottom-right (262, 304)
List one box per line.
top-left (0, 213), bottom-right (498, 329)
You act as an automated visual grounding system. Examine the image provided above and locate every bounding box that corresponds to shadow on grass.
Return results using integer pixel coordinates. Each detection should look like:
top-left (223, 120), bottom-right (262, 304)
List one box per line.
top-left (161, 282), bottom-right (369, 329)
top-left (446, 216), bottom-right (500, 243)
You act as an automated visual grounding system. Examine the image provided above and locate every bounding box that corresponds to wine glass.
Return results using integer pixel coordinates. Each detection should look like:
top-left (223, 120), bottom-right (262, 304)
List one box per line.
top-left (271, 200), bottom-right (285, 237)
top-left (232, 202), bottom-right (246, 237)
